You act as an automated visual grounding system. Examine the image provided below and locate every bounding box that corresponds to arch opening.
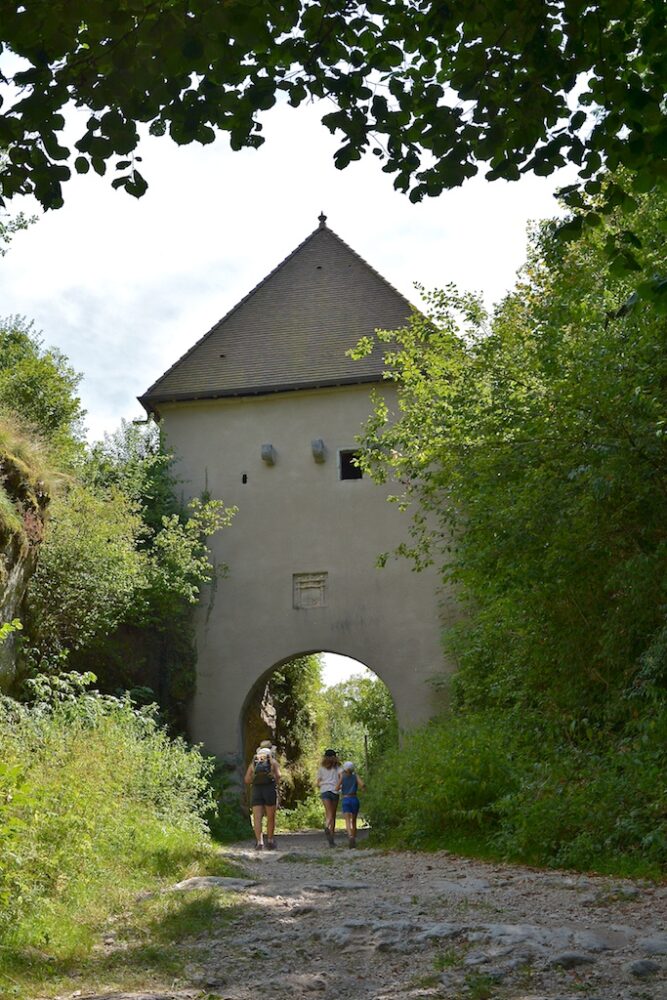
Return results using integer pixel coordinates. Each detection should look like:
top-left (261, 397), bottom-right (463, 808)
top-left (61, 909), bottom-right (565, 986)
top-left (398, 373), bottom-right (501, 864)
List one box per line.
top-left (241, 650), bottom-right (398, 828)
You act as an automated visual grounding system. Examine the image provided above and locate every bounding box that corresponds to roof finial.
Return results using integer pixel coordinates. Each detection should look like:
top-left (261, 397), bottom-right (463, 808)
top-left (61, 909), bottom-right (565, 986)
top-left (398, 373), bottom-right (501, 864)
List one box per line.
top-left (318, 211), bottom-right (327, 229)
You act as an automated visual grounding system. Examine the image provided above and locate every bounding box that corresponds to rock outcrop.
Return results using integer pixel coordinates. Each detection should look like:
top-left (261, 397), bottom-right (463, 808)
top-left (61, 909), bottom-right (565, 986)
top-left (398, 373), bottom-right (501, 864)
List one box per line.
top-left (0, 423), bottom-right (49, 688)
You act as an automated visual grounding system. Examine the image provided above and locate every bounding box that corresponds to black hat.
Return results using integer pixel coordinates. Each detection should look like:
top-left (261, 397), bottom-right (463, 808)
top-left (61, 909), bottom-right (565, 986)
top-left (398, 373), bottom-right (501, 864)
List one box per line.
top-left (323, 748), bottom-right (337, 757)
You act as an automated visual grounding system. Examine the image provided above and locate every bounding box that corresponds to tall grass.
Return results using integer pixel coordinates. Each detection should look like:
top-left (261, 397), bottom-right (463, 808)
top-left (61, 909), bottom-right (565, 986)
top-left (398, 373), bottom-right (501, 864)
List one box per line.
top-left (364, 710), bottom-right (667, 877)
top-left (0, 684), bottom-right (223, 971)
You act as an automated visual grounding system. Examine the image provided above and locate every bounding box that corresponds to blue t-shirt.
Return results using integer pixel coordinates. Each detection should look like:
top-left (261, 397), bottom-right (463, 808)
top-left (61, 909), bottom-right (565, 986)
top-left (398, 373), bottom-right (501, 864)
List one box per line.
top-left (341, 772), bottom-right (358, 796)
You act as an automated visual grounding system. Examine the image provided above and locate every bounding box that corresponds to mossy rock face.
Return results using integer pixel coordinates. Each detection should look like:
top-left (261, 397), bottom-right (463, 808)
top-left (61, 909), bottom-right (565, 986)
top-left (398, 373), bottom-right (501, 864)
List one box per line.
top-left (0, 532), bottom-right (38, 689)
top-left (0, 426), bottom-right (51, 690)
top-left (0, 450), bottom-right (49, 520)
top-left (0, 484), bottom-right (25, 549)
top-left (244, 679), bottom-right (275, 768)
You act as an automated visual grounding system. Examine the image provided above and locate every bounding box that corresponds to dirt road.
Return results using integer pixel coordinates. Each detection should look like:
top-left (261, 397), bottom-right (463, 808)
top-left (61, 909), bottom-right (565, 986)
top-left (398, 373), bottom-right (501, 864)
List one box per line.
top-left (78, 830), bottom-right (667, 1000)
top-left (164, 829), bottom-right (666, 1000)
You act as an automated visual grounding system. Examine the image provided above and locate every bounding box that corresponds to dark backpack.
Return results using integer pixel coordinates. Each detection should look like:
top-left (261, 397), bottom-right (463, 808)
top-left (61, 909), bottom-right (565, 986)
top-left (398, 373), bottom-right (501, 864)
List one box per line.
top-left (253, 755), bottom-right (274, 785)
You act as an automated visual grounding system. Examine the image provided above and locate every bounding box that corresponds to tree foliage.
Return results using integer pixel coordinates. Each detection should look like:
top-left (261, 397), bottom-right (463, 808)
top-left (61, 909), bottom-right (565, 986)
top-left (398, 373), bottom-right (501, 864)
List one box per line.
top-left (85, 419), bottom-right (179, 536)
top-left (0, 316), bottom-right (85, 460)
top-left (268, 655), bottom-right (323, 765)
top-left (1, 0), bottom-right (664, 234)
top-left (25, 483), bottom-right (145, 659)
top-left (321, 680), bottom-right (367, 766)
top-left (0, 150), bottom-right (33, 254)
top-left (355, 186), bottom-right (667, 871)
top-left (0, 204), bottom-right (31, 255)
top-left (357, 185), bottom-right (667, 724)
top-left (13, 405), bottom-right (235, 728)
top-left (323, 674), bottom-right (397, 767)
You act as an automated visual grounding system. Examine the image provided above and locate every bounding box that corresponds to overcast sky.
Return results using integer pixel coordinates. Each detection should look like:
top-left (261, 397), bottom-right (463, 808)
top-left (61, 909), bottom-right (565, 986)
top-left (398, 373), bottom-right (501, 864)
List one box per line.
top-left (0, 99), bottom-right (572, 441)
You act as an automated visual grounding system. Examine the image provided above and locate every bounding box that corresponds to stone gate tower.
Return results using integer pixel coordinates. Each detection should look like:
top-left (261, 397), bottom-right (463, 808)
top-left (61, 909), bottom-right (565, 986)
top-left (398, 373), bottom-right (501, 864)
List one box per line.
top-left (140, 216), bottom-right (455, 763)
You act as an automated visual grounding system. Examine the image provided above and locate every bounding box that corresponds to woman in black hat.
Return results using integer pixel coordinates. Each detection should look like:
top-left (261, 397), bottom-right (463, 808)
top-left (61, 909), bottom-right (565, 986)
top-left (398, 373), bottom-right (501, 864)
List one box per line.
top-left (316, 749), bottom-right (342, 846)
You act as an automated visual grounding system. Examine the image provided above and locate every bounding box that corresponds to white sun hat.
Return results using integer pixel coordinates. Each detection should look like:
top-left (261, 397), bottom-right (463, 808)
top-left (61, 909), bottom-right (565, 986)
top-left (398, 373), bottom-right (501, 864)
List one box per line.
top-left (343, 761), bottom-right (355, 770)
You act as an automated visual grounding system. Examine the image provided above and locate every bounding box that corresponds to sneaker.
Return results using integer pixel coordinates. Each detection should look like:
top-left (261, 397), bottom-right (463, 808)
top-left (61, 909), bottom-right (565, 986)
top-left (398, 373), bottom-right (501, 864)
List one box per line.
top-left (266, 840), bottom-right (277, 850)
top-left (254, 842), bottom-right (264, 850)
top-left (324, 826), bottom-right (335, 846)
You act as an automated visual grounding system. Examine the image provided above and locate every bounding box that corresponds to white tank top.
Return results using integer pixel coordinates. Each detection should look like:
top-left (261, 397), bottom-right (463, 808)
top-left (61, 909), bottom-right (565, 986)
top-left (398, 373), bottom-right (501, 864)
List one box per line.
top-left (318, 766), bottom-right (341, 794)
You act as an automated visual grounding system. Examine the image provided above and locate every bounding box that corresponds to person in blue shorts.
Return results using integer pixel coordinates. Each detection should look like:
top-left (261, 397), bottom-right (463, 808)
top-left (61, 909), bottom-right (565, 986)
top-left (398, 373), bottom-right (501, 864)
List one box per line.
top-left (335, 760), bottom-right (365, 848)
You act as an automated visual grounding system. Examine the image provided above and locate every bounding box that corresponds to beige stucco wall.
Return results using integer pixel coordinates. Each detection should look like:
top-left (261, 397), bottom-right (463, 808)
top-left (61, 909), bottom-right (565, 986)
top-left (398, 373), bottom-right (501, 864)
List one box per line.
top-left (158, 383), bottom-right (457, 763)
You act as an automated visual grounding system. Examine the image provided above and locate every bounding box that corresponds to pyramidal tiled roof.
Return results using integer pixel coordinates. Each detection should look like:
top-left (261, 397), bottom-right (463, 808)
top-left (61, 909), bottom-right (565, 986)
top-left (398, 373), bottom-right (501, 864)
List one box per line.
top-left (139, 216), bottom-right (413, 410)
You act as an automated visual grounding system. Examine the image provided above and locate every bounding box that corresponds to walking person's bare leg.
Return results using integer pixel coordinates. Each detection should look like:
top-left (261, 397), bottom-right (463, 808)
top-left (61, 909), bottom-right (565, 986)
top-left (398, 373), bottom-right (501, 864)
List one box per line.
top-left (265, 805), bottom-right (276, 845)
top-left (330, 798), bottom-right (339, 841)
top-left (323, 797), bottom-right (338, 844)
top-left (252, 805), bottom-right (265, 846)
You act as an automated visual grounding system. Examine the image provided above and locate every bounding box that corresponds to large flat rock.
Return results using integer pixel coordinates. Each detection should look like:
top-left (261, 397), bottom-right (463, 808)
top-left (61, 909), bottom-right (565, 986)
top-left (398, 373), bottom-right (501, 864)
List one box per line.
top-left (169, 876), bottom-right (257, 892)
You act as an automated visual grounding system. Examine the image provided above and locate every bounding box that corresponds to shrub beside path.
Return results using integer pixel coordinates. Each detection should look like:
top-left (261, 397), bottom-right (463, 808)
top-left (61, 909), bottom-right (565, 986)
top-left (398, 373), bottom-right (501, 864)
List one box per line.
top-left (80, 830), bottom-right (665, 1000)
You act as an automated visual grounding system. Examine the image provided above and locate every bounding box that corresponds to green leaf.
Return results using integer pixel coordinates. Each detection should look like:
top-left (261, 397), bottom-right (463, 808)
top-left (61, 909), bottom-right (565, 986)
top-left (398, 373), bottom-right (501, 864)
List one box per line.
top-left (555, 216), bottom-right (584, 242)
top-left (125, 169), bottom-right (148, 198)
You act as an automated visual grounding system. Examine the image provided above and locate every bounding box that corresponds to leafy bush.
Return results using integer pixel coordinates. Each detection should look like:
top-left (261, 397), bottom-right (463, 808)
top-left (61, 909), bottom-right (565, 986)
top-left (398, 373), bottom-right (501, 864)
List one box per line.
top-left (0, 679), bottom-right (216, 954)
top-left (494, 713), bottom-right (667, 873)
top-left (365, 713), bottom-right (518, 847)
top-left (205, 756), bottom-right (251, 843)
top-left (365, 710), bottom-right (667, 874)
top-left (0, 415), bottom-right (53, 546)
top-left (276, 793), bottom-right (325, 832)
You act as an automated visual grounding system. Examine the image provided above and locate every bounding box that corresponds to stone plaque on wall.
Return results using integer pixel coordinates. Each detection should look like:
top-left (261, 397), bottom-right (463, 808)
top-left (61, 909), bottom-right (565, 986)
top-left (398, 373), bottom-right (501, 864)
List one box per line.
top-left (293, 572), bottom-right (327, 609)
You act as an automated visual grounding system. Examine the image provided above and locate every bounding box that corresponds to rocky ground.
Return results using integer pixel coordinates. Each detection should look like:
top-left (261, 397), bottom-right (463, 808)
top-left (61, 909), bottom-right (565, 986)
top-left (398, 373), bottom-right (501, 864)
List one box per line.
top-left (82, 829), bottom-right (666, 1000)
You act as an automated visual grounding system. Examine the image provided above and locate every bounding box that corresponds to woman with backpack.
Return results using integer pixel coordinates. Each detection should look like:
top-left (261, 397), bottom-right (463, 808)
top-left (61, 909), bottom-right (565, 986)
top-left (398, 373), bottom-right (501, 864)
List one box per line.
top-left (316, 748), bottom-right (342, 846)
top-left (244, 745), bottom-right (281, 850)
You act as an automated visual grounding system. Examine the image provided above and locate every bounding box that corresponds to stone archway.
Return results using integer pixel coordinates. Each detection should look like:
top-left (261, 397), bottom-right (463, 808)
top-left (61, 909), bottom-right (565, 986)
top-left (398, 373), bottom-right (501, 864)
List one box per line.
top-left (241, 649), bottom-right (397, 809)
top-left (240, 649), bottom-right (398, 757)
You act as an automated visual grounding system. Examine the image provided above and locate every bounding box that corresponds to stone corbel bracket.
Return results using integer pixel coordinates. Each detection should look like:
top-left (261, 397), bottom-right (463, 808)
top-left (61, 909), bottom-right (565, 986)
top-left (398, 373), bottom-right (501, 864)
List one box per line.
top-left (311, 438), bottom-right (326, 463)
top-left (261, 443), bottom-right (276, 466)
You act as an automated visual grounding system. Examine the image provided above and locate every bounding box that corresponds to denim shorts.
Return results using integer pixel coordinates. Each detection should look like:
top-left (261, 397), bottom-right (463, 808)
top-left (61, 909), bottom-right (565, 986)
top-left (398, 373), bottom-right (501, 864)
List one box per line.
top-left (320, 791), bottom-right (339, 802)
top-left (342, 795), bottom-right (359, 815)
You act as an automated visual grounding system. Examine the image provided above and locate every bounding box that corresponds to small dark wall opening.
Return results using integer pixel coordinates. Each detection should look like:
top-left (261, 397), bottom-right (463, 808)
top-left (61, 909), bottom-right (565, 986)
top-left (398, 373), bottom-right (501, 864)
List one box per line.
top-left (339, 449), bottom-right (363, 480)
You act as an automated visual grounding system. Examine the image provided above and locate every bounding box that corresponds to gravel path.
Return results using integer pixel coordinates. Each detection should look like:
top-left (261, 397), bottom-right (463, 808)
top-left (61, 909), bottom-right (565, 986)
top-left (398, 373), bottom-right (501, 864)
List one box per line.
top-left (81, 830), bottom-right (666, 1000)
top-left (175, 829), bottom-right (666, 1000)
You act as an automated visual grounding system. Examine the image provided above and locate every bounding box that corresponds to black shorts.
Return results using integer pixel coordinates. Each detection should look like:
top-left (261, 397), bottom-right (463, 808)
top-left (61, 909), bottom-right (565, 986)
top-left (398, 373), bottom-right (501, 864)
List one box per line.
top-left (251, 783), bottom-right (277, 807)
